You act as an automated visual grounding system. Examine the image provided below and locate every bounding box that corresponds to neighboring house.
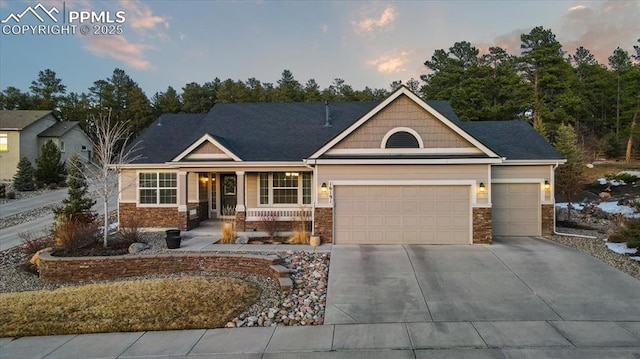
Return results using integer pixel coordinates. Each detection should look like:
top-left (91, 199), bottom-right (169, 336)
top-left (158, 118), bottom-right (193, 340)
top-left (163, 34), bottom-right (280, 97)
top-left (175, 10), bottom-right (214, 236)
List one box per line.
top-left (0, 110), bottom-right (92, 181)
top-left (118, 87), bottom-right (565, 244)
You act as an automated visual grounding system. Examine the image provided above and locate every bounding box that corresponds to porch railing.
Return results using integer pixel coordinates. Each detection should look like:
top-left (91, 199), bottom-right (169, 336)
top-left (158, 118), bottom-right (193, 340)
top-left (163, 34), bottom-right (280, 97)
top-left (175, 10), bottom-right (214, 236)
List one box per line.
top-left (246, 208), bottom-right (313, 221)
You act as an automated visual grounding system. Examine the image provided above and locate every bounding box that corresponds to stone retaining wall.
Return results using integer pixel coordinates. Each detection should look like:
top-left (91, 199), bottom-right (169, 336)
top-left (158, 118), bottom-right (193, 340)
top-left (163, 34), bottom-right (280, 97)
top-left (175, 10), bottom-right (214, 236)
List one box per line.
top-left (37, 252), bottom-right (292, 292)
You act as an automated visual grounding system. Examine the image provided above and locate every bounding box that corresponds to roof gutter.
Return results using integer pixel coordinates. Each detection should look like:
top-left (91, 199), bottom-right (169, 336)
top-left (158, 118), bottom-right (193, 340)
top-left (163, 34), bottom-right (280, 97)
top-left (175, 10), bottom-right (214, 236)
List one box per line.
top-left (551, 161), bottom-right (597, 239)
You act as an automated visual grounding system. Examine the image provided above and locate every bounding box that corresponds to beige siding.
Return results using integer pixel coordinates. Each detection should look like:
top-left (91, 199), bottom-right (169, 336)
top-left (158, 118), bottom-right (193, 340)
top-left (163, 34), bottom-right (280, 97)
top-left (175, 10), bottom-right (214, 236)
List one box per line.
top-left (120, 170), bottom-right (137, 202)
top-left (0, 131), bottom-right (20, 181)
top-left (492, 165), bottom-right (551, 180)
top-left (188, 173), bottom-right (198, 202)
top-left (246, 173), bottom-right (258, 207)
top-left (334, 95), bottom-right (474, 150)
top-left (335, 185), bottom-right (471, 244)
top-left (193, 141), bottom-right (225, 154)
top-left (317, 163), bottom-right (489, 205)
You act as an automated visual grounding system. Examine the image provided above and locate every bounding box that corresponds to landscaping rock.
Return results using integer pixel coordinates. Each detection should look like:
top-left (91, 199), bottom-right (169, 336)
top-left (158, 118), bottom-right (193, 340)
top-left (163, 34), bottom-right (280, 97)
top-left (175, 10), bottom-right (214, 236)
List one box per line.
top-left (235, 236), bottom-right (249, 244)
top-left (128, 242), bottom-right (150, 254)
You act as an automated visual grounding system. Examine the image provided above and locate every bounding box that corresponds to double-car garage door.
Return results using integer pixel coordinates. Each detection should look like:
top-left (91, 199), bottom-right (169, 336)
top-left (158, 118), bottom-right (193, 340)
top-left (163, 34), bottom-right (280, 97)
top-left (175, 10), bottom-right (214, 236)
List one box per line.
top-left (333, 182), bottom-right (541, 244)
top-left (334, 185), bottom-right (471, 244)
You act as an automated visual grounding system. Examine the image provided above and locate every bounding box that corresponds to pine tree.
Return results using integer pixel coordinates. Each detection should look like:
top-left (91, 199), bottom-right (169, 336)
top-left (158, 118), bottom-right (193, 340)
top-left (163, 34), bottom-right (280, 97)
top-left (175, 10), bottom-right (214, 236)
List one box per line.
top-left (53, 153), bottom-right (95, 221)
top-left (554, 124), bottom-right (584, 222)
top-left (35, 139), bottom-right (66, 185)
top-left (13, 157), bottom-right (36, 191)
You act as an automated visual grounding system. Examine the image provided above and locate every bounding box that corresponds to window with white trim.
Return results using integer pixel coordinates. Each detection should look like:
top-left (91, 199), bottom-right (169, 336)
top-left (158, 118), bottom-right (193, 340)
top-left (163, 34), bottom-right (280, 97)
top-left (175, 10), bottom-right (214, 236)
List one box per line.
top-left (0, 134), bottom-right (7, 152)
top-left (139, 172), bottom-right (177, 204)
top-left (259, 172), bottom-right (312, 205)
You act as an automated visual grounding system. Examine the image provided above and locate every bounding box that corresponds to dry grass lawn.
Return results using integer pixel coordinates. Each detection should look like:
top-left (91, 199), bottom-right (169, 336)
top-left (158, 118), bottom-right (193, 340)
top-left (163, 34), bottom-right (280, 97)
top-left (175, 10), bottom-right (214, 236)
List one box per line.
top-left (0, 276), bottom-right (260, 337)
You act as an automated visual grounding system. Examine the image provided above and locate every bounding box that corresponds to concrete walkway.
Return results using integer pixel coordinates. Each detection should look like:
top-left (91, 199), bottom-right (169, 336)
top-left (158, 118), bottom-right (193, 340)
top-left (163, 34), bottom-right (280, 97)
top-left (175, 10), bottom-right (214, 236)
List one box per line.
top-left (2, 237), bottom-right (640, 358)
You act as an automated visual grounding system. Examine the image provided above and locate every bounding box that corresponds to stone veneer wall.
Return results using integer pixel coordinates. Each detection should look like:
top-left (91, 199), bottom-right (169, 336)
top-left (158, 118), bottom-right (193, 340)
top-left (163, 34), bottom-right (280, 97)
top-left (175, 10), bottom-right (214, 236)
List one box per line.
top-left (119, 203), bottom-right (187, 230)
top-left (38, 252), bottom-right (292, 292)
top-left (314, 207), bottom-right (333, 244)
top-left (472, 207), bottom-right (492, 244)
top-left (235, 211), bottom-right (246, 232)
top-left (541, 204), bottom-right (554, 236)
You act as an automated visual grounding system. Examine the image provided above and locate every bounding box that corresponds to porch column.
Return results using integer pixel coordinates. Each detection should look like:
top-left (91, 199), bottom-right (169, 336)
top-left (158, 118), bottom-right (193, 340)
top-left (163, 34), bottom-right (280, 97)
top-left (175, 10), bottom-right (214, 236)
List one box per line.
top-left (235, 171), bottom-right (245, 212)
top-left (177, 171), bottom-right (188, 212)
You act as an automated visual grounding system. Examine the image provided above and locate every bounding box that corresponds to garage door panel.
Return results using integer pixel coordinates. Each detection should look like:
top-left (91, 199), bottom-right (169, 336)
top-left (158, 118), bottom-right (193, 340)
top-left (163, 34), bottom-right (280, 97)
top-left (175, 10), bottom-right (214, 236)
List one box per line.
top-left (335, 185), bottom-right (470, 244)
top-left (492, 183), bottom-right (540, 236)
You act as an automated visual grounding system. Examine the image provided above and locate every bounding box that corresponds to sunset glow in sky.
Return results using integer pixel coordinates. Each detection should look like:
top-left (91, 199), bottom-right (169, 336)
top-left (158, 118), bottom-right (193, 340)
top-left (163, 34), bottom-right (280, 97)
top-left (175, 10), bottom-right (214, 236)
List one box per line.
top-left (0, 0), bottom-right (638, 97)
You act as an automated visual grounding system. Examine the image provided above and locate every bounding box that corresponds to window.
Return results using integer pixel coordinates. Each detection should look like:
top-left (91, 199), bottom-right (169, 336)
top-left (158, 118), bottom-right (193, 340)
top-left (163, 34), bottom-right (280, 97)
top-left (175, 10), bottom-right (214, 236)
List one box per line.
top-left (259, 173), bottom-right (269, 205)
top-left (81, 145), bottom-right (87, 152)
top-left (259, 172), bottom-right (312, 205)
top-left (385, 131), bottom-right (420, 148)
top-left (273, 172), bottom-right (298, 204)
top-left (59, 141), bottom-right (65, 152)
top-left (139, 172), bottom-right (177, 205)
top-left (0, 134), bottom-right (7, 152)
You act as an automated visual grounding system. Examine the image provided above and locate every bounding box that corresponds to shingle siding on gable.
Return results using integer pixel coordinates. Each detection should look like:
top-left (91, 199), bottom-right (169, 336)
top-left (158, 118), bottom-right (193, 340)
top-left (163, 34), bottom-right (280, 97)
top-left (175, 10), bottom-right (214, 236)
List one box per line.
top-left (333, 95), bottom-right (475, 150)
top-left (191, 141), bottom-right (226, 155)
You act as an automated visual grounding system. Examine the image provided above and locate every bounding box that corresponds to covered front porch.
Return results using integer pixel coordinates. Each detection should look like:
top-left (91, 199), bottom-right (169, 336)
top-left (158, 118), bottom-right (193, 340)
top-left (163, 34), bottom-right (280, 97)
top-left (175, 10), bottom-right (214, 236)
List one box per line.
top-left (177, 169), bottom-right (316, 233)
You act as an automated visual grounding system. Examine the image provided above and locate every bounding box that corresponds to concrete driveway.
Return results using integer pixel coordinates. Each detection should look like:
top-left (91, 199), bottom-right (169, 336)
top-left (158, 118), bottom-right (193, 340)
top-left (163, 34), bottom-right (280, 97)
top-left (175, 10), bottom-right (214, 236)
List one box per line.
top-left (325, 237), bottom-right (640, 324)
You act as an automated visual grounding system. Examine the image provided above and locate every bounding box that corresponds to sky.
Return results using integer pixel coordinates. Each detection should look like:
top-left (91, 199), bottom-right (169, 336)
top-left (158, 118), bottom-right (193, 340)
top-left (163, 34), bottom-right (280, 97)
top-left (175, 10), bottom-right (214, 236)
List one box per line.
top-left (0, 0), bottom-right (638, 99)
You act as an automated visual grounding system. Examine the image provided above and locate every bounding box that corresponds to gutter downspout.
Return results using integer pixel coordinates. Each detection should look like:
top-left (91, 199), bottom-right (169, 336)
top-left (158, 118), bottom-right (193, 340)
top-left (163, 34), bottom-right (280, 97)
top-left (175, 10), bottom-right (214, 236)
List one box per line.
top-left (552, 161), bottom-right (597, 239)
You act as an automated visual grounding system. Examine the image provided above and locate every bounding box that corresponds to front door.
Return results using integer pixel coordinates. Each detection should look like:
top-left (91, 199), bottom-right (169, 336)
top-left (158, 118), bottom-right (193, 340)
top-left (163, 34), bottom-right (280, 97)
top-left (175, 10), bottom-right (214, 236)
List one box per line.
top-left (220, 174), bottom-right (237, 217)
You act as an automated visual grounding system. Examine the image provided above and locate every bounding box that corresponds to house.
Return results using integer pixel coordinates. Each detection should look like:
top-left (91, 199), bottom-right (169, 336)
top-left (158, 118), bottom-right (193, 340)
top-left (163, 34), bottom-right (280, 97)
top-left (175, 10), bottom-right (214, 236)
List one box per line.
top-left (0, 110), bottom-right (93, 181)
top-left (118, 87), bottom-right (565, 244)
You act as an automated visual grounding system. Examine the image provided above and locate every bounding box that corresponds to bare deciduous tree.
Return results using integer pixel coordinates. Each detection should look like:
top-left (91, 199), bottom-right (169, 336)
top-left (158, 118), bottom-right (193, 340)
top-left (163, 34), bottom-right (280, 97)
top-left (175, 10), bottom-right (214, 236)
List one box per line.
top-left (86, 110), bottom-right (142, 248)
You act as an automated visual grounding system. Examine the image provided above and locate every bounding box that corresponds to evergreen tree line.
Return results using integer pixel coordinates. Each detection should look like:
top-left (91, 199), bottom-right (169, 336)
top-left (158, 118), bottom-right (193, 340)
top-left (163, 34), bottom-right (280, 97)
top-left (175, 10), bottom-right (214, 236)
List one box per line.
top-left (1, 26), bottom-right (638, 156)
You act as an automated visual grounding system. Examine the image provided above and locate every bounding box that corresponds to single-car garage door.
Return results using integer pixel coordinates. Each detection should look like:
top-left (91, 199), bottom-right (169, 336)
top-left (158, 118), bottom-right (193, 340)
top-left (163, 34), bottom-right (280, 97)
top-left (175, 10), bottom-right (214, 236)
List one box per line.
top-left (334, 185), bottom-right (471, 244)
top-left (492, 183), bottom-right (540, 236)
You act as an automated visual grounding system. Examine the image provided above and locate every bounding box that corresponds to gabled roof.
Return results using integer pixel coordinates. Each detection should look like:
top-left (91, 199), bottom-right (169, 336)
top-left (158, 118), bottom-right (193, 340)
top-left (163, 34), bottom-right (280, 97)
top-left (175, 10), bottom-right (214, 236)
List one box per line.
top-left (309, 87), bottom-right (499, 159)
top-left (460, 121), bottom-right (563, 161)
top-left (38, 121), bottom-right (81, 137)
top-left (0, 110), bottom-right (53, 130)
top-left (131, 87), bottom-right (562, 164)
top-left (132, 102), bottom-right (377, 163)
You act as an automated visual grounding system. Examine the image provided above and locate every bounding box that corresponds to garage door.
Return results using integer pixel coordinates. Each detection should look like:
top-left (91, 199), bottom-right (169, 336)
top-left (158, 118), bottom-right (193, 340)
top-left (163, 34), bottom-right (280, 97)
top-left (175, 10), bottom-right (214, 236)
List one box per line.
top-left (492, 183), bottom-right (540, 236)
top-left (334, 185), bottom-right (471, 244)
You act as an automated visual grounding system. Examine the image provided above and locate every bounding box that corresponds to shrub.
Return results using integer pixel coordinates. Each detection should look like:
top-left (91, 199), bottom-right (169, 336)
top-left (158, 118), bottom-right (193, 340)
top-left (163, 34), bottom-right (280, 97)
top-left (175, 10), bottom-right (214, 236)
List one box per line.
top-left (259, 212), bottom-right (279, 240)
top-left (6, 191), bottom-right (16, 199)
top-left (13, 157), bottom-right (35, 191)
top-left (607, 233), bottom-right (626, 243)
top-left (0, 183), bottom-right (5, 198)
top-left (619, 219), bottom-right (640, 249)
top-left (221, 222), bottom-right (236, 244)
top-left (606, 172), bottom-right (639, 183)
top-left (19, 231), bottom-right (53, 255)
top-left (119, 215), bottom-right (143, 245)
top-left (287, 208), bottom-right (310, 245)
top-left (47, 182), bottom-right (58, 190)
top-left (54, 219), bottom-right (99, 252)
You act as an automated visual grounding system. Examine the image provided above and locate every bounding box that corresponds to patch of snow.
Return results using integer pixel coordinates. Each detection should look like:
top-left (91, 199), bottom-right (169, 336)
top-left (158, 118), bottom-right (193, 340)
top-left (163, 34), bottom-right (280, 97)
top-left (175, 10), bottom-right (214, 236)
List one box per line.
top-left (631, 256), bottom-right (640, 262)
top-left (598, 178), bottom-right (608, 185)
top-left (556, 202), bottom-right (640, 218)
top-left (605, 241), bottom-right (638, 255)
top-left (618, 170), bottom-right (640, 177)
top-left (555, 202), bottom-right (585, 211)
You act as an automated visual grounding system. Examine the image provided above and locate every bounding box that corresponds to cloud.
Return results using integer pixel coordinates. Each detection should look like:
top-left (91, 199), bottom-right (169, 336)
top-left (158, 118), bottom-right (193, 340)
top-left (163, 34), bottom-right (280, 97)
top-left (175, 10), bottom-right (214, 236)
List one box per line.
top-left (352, 5), bottom-right (396, 34)
top-left (83, 35), bottom-right (151, 70)
top-left (320, 24), bottom-right (328, 33)
top-left (476, 1), bottom-right (639, 64)
top-left (367, 50), bottom-right (414, 73)
top-left (560, 0), bottom-right (639, 64)
top-left (118, 0), bottom-right (169, 31)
